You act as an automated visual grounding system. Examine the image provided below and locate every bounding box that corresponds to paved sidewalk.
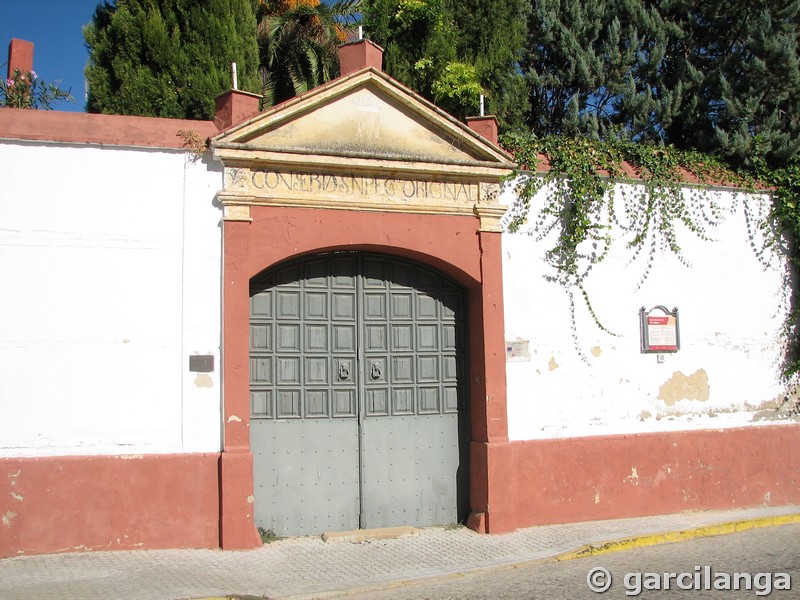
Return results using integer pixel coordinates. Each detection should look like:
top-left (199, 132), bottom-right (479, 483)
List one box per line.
top-left (2, 505), bottom-right (799, 600)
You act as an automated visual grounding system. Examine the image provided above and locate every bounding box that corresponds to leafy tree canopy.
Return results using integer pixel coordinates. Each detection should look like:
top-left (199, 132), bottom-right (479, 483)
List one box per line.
top-left (84, 0), bottom-right (261, 119)
top-left (363, 0), bottom-right (527, 125)
top-left (256, 0), bottom-right (361, 106)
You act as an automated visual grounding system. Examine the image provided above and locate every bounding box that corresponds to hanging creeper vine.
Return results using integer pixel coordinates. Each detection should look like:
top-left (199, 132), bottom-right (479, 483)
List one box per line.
top-left (498, 133), bottom-right (780, 363)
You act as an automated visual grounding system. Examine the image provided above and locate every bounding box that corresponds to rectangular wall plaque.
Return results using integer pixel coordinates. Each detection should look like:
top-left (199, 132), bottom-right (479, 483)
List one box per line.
top-left (189, 355), bottom-right (215, 372)
top-left (506, 339), bottom-right (530, 362)
top-left (640, 306), bottom-right (680, 353)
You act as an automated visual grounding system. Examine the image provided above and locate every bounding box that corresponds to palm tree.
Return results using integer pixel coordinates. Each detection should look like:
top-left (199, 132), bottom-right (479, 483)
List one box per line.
top-left (257, 0), bottom-right (362, 106)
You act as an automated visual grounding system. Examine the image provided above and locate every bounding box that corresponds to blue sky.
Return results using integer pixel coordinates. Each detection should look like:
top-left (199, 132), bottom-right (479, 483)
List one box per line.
top-left (1, 1), bottom-right (353, 113)
top-left (1, 0), bottom-right (100, 112)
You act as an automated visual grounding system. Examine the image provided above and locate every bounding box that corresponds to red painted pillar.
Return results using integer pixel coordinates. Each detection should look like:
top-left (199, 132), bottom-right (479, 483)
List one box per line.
top-left (478, 230), bottom-right (509, 443)
top-left (467, 230), bottom-right (509, 443)
top-left (339, 39), bottom-right (384, 76)
top-left (219, 213), bottom-right (261, 549)
top-left (466, 116), bottom-right (499, 146)
top-left (479, 229), bottom-right (517, 533)
top-left (7, 39), bottom-right (33, 79)
top-left (468, 224), bottom-right (516, 533)
top-left (214, 89), bottom-right (262, 131)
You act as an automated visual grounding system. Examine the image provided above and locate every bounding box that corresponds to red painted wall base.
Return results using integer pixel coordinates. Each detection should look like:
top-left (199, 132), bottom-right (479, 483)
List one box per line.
top-left (482, 425), bottom-right (800, 533)
top-left (3, 425), bottom-right (798, 557)
top-left (0, 453), bottom-right (220, 558)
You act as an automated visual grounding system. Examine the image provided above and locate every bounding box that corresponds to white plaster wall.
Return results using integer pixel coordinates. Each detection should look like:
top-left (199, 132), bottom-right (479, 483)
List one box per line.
top-left (0, 142), bottom-right (222, 457)
top-left (502, 178), bottom-right (795, 440)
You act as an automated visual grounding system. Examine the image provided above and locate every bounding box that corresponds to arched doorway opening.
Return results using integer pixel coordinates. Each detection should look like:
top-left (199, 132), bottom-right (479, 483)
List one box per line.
top-left (249, 251), bottom-right (469, 534)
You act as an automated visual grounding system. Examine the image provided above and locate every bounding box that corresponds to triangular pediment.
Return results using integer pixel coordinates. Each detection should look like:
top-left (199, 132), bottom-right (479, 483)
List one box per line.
top-left (213, 68), bottom-right (514, 232)
top-left (212, 69), bottom-right (514, 168)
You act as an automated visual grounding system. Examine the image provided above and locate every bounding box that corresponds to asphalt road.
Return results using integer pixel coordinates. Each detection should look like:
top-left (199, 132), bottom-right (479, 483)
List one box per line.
top-left (332, 523), bottom-right (800, 599)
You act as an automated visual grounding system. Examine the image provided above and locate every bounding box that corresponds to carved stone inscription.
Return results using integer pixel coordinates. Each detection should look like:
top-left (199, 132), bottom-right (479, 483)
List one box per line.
top-left (226, 167), bottom-right (479, 205)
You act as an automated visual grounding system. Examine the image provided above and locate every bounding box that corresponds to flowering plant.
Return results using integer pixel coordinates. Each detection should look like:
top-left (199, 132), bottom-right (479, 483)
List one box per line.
top-left (1, 67), bottom-right (73, 109)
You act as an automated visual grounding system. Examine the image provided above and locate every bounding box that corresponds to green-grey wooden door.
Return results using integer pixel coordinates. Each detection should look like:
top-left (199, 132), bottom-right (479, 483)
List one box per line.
top-left (250, 253), bottom-right (467, 536)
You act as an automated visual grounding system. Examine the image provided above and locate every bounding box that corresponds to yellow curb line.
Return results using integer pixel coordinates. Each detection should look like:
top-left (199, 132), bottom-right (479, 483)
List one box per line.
top-left (554, 513), bottom-right (800, 562)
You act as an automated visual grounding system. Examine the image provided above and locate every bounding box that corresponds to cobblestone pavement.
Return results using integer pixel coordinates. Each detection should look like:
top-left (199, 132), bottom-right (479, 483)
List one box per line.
top-left (335, 523), bottom-right (800, 599)
top-left (1, 505), bottom-right (798, 600)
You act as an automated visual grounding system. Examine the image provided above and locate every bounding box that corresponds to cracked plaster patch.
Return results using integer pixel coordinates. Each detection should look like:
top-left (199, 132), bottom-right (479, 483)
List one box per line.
top-left (658, 369), bottom-right (710, 406)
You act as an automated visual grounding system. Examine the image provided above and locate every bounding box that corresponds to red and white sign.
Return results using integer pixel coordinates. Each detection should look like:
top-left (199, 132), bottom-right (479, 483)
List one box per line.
top-left (647, 315), bottom-right (678, 351)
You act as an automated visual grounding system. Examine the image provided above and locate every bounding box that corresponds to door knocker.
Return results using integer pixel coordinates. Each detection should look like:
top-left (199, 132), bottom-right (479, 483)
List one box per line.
top-left (371, 362), bottom-right (382, 379)
top-left (338, 362), bottom-right (350, 380)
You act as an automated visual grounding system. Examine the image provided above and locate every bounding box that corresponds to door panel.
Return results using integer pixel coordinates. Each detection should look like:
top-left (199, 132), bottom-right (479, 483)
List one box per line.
top-left (360, 414), bottom-right (461, 529)
top-left (358, 254), bottom-right (466, 529)
top-left (251, 418), bottom-right (360, 534)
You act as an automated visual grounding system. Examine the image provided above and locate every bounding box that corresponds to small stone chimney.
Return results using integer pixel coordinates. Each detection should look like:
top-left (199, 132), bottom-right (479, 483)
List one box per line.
top-left (214, 89), bottom-right (262, 130)
top-left (339, 39), bottom-right (384, 76)
top-left (7, 38), bottom-right (34, 79)
top-left (466, 116), bottom-right (499, 146)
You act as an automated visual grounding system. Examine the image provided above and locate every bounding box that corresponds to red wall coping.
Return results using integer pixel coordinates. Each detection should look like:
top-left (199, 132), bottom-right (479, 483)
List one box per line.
top-left (1, 107), bottom-right (766, 191)
top-left (0, 107), bottom-right (220, 149)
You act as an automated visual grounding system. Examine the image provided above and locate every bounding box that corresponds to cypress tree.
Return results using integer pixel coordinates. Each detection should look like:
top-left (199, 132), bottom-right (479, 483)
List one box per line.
top-left (84, 0), bottom-right (261, 119)
top-left (523, 0), bottom-right (671, 139)
top-left (523, 0), bottom-right (800, 165)
top-left (653, 0), bottom-right (800, 167)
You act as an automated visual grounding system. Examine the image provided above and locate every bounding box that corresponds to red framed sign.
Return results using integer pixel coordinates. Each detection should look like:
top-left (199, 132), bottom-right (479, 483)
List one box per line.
top-left (639, 306), bottom-right (680, 353)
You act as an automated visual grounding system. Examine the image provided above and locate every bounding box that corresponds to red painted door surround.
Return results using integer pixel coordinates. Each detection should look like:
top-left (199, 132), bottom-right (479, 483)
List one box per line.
top-left (219, 207), bottom-right (512, 548)
top-left (211, 53), bottom-right (518, 547)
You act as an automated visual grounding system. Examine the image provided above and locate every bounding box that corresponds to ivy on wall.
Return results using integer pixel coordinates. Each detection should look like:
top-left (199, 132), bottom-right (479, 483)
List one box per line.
top-left (500, 133), bottom-right (798, 386)
top-left (755, 159), bottom-right (800, 382)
